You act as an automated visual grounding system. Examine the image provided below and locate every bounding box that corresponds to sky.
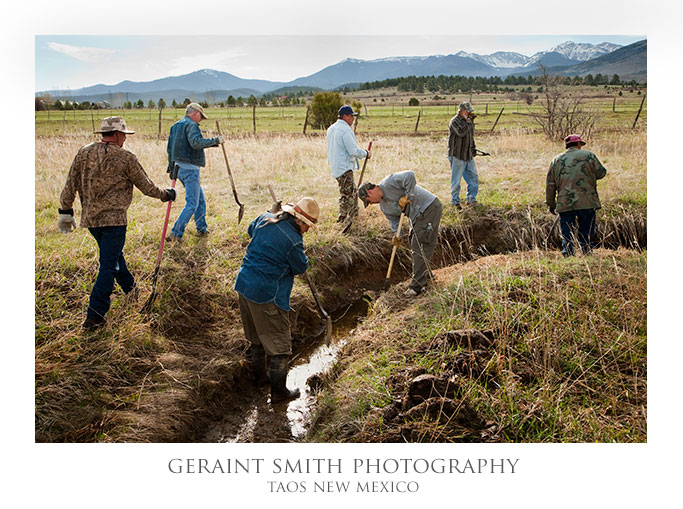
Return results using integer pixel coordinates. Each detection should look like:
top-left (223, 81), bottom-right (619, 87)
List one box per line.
top-left (35, 34), bottom-right (645, 92)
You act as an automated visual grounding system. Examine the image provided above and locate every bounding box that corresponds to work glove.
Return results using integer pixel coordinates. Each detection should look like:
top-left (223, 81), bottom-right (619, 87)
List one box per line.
top-left (161, 188), bottom-right (176, 202)
top-left (391, 236), bottom-right (402, 248)
top-left (216, 135), bottom-right (226, 145)
top-left (548, 205), bottom-right (556, 215)
top-left (398, 195), bottom-right (411, 211)
top-left (58, 214), bottom-right (76, 233)
top-left (365, 149), bottom-right (371, 160)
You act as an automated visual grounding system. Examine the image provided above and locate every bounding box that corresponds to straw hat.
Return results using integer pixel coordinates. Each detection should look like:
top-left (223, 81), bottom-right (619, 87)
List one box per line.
top-left (282, 197), bottom-right (320, 228)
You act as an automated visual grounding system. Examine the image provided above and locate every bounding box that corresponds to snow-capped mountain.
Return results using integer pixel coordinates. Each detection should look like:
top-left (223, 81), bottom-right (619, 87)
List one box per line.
top-left (456, 51), bottom-right (531, 68)
top-left (528, 41), bottom-right (621, 66)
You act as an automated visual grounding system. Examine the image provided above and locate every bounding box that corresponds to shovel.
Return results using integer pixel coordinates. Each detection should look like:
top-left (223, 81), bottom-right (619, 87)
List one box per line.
top-left (215, 120), bottom-right (245, 223)
top-left (304, 272), bottom-right (333, 346)
top-left (268, 184), bottom-right (332, 345)
top-left (141, 167), bottom-right (178, 313)
top-left (384, 210), bottom-right (406, 288)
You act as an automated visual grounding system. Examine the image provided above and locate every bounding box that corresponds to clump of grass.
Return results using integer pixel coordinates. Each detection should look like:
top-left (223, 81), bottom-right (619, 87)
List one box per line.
top-left (308, 248), bottom-right (646, 443)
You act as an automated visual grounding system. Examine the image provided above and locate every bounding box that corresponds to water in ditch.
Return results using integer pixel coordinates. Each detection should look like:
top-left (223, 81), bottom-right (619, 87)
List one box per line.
top-left (201, 297), bottom-right (370, 442)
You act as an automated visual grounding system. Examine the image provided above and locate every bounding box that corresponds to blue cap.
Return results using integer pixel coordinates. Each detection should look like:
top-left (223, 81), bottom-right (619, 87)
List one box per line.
top-left (338, 105), bottom-right (358, 117)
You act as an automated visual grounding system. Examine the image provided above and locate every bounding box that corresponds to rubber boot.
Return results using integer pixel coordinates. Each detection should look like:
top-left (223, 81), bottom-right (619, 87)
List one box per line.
top-left (269, 355), bottom-right (300, 403)
top-left (249, 344), bottom-right (269, 387)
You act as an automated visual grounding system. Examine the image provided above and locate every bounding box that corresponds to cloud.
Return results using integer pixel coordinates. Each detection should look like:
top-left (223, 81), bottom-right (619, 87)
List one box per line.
top-left (47, 42), bottom-right (117, 62)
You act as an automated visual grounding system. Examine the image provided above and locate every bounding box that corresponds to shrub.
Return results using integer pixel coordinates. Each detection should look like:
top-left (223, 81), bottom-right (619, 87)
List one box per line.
top-left (408, 97), bottom-right (419, 106)
top-left (310, 91), bottom-right (343, 129)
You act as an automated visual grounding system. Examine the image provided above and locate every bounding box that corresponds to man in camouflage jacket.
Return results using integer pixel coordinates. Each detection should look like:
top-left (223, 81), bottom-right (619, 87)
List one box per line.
top-left (58, 116), bottom-right (176, 330)
top-left (546, 134), bottom-right (607, 256)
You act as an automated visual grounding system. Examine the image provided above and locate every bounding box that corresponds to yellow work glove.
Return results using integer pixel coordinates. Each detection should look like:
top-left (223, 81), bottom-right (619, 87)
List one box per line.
top-left (398, 195), bottom-right (411, 211)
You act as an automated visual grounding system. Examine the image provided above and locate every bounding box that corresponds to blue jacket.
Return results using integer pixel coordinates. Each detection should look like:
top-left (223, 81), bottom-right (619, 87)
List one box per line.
top-left (234, 213), bottom-right (309, 311)
top-left (167, 115), bottom-right (219, 168)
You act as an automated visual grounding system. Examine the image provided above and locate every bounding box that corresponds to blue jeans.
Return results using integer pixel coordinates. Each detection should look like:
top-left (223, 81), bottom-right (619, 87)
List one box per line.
top-left (170, 166), bottom-right (208, 237)
top-left (448, 156), bottom-right (479, 204)
top-left (87, 225), bottom-right (135, 321)
top-left (559, 209), bottom-right (596, 256)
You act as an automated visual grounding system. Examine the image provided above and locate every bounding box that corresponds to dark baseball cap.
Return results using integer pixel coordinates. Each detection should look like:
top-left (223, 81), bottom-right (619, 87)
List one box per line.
top-left (357, 182), bottom-right (374, 208)
top-left (338, 105), bottom-right (359, 117)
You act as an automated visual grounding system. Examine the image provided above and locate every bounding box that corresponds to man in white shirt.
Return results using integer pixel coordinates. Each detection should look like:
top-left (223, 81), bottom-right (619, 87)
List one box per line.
top-left (326, 105), bottom-right (370, 225)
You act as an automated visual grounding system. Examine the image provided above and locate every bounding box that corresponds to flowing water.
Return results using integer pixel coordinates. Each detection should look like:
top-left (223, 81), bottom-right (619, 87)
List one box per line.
top-left (201, 298), bottom-right (369, 442)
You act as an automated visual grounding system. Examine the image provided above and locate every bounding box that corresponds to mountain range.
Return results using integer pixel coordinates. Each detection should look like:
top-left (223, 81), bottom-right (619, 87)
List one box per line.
top-left (38, 40), bottom-right (646, 104)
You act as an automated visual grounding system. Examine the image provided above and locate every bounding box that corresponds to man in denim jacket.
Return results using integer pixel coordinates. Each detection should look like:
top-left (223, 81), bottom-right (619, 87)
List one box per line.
top-left (166, 103), bottom-right (224, 241)
top-left (234, 197), bottom-right (320, 403)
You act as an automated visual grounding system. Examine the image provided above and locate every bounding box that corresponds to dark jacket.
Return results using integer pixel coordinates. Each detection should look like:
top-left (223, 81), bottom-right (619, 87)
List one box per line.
top-left (167, 115), bottom-right (219, 169)
top-left (234, 213), bottom-right (309, 311)
top-left (448, 114), bottom-right (476, 161)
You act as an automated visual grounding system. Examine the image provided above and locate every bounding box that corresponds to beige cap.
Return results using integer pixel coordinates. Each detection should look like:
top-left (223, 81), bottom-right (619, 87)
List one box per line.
top-left (94, 116), bottom-right (135, 134)
top-left (186, 102), bottom-right (208, 119)
top-left (282, 197), bottom-right (320, 228)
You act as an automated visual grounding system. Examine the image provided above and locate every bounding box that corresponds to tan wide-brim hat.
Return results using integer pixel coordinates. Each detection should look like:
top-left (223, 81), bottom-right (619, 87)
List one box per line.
top-left (94, 116), bottom-right (135, 134)
top-left (282, 197), bottom-right (320, 228)
top-left (186, 102), bottom-right (208, 119)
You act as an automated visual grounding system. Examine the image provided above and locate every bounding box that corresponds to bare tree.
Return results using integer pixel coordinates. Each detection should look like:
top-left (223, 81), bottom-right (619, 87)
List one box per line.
top-left (531, 65), bottom-right (601, 141)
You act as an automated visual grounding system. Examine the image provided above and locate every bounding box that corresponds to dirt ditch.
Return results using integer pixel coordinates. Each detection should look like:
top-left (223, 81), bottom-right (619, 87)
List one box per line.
top-left (172, 207), bottom-right (645, 443)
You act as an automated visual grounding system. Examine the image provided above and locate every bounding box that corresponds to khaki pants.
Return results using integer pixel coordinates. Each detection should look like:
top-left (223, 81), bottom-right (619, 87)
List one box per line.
top-left (238, 294), bottom-right (292, 356)
top-left (409, 198), bottom-right (442, 293)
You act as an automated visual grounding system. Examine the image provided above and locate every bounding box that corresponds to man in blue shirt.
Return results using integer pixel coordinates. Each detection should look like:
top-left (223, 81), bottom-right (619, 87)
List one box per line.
top-left (359, 171), bottom-right (442, 297)
top-left (166, 103), bottom-right (224, 241)
top-left (234, 197), bottom-right (320, 403)
top-left (326, 105), bottom-right (370, 226)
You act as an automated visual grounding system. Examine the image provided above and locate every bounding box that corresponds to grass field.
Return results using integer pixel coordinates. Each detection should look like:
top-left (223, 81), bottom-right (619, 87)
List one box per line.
top-left (34, 92), bottom-right (647, 442)
top-left (35, 87), bottom-right (647, 137)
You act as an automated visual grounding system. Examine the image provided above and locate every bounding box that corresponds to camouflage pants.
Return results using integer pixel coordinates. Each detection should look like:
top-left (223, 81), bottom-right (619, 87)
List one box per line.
top-left (335, 170), bottom-right (358, 222)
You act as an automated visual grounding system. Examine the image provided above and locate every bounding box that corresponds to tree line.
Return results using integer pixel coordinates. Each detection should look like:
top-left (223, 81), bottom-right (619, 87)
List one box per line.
top-left (357, 73), bottom-right (642, 93)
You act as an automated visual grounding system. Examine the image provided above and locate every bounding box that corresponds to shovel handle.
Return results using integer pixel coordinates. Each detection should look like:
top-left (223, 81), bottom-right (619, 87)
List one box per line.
top-left (357, 141), bottom-right (373, 188)
top-left (385, 211), bottom-right (406, 280)
top-left (215, 121), bottom-right (243, 205)
top-left (153, 178), bottom-right (177, 268)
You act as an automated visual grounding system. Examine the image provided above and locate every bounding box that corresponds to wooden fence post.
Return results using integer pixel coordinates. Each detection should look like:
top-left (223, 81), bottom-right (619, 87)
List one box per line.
top-left (303, 106), bottom-right (310, 134)
top-left (253, 103), bottom-right (257, 134)
top-left (632, 94), bottom-right (646, 129)
top-left (414, 109), bottom-right (421, 133)
top-left (490, 107), bottom-right (504, 133)
top-left (157, 106), bottom-right (163, 139)
top-left (91, 112), bottom-right (95, 132)
top-left (612, 97), bottom-right (616, 113)
top-left (486, 103), bottom-right (489, 115)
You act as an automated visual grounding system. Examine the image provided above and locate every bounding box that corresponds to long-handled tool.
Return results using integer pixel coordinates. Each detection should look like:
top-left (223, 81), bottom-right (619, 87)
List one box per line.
top-left (341, 141), bottom-right (373, 234)
top-left (475, 149), bottom-right (490, 156)
top-left (356, 140), bottom-right (373, 188)
top-left (384, 211), bottom-right (406, 288)
top-left (215, 120), bottom-right (245, 223)
top-left (141, 166), bottom-right (178, 313)
top-left (304, 272), bottom-right (333, 346)
top-left (545, 213), bottom-right (560, 248)
top-left (267, 185), bottom-right (332, 345)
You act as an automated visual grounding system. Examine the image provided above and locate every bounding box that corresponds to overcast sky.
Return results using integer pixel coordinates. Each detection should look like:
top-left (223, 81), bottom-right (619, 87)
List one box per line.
top-left (35, 34), bottom-right (645, 92)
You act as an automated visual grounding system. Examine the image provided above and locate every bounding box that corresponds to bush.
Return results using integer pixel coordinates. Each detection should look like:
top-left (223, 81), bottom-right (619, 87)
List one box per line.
top-left (408, 97), bottom-right (419, 106)
top-left (310, 92), bottom-right (343, 129)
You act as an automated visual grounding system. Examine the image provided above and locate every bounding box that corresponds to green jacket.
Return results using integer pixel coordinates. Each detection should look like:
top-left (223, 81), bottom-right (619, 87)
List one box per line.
top-left (546, 147), bottom-right (607, 213)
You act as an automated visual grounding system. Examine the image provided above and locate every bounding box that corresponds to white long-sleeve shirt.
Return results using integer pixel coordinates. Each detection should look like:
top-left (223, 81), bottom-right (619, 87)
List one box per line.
top-left (326, 118), bottom-right (368, 179)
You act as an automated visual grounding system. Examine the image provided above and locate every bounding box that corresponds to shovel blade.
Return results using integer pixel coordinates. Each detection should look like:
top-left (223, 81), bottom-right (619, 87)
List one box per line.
top-left (140, 292), bottom-right (157, 314)
top-left (238, 204), bottom-right (245, 224)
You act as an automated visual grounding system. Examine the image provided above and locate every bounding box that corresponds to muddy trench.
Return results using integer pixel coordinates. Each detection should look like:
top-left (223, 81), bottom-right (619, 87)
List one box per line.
top-left (181, 210), bottom-right (646, 443)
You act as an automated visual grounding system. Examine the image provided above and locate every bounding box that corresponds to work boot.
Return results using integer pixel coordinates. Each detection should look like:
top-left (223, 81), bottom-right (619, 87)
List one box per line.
top-left (249, 344), bottom-right (269, 387)
top-left (165, 234), bottom-right (182, 243)
top-left (269, 355), bottom-right (300, 403)
top-left (82, 316), bottom-right (105, 331)
top-left (197, 230), bottom-right (209, 237)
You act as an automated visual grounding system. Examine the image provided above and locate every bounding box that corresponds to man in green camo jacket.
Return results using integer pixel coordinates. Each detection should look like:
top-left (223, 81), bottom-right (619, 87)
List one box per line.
top-left (546, 134), bottom-right (607, 256)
